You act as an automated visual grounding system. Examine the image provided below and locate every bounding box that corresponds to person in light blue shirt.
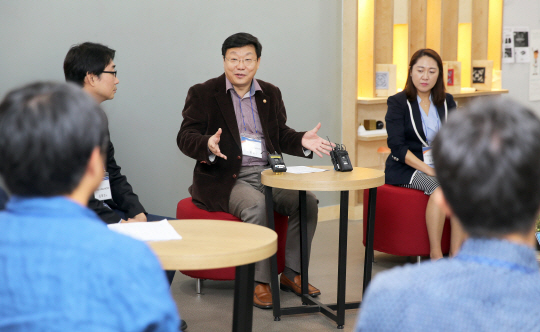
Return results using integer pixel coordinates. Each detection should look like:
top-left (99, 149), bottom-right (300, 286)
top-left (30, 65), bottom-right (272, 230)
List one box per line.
top-left (385, 49), bottom-right (465, 260)
top-left (356, 97), bottom-right (540, 332)
top-left (0, 82), bottom-right (180, 332)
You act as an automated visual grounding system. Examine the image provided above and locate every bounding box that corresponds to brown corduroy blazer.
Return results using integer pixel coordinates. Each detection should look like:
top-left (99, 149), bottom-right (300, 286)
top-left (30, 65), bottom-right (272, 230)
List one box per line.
top-left (177, 74), bottom-right (311, 212)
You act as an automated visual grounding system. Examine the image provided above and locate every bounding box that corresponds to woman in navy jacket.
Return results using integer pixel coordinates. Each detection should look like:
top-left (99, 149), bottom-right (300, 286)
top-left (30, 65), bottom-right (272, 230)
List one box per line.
top-left (385, 49), bottom-right (464, 259)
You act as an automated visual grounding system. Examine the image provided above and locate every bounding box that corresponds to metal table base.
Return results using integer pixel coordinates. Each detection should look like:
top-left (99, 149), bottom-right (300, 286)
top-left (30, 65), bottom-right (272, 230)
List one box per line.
top-left (265, 186), bottom-right (378, 329)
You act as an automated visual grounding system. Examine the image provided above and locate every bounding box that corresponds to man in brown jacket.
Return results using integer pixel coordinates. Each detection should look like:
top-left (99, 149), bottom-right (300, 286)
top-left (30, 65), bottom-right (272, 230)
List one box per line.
top-left (177, 32), bottom-right (333, 309)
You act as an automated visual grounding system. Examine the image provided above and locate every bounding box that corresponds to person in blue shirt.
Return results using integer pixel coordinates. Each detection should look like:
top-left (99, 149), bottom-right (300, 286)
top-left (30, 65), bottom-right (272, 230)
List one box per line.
top-left (356, 97), bottom-right (540, 331)
top-left (0, 82), bottom-right (180, 331)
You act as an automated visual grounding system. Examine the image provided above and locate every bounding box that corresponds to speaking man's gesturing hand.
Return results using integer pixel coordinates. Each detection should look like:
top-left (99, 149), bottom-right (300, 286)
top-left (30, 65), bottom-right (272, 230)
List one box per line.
top-left (301, 123), bottom-right (334, 158)
top-left (208, 128), bottom-right (227, 160)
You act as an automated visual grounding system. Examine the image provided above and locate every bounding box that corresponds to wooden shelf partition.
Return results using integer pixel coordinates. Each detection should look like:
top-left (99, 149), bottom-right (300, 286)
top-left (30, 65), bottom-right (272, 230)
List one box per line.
top-left (440, 0), bottom-right (459, 61)
top-left (409, 0), bottom-right (427, 58)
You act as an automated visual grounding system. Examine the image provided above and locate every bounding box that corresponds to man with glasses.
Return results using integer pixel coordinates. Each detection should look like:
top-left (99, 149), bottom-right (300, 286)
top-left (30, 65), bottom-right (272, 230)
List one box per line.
top-left (64, 43), bottom-right (186, 331)
top-left (178, 32), bottom-right (333, 309)
top-left (64, 42), bottom-right (155, 224)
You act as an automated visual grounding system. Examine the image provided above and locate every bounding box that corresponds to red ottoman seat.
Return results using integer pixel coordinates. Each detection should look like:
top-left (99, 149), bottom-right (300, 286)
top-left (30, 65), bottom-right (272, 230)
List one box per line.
top-left (176, 197), bottom-right (288, 281)
top-left (363, 184), bottom-right (451, 257)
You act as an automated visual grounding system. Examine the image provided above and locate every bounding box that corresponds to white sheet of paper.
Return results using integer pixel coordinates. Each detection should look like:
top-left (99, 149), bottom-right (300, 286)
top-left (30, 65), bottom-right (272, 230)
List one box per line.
top-left (285, 166), bottom-right (329, 174)
top-left (514, 27), bottom-right (530, 63)
top-left (108, 219), bottom-right (182, 242)
top-left (503, 27), bottom-right (515, 64)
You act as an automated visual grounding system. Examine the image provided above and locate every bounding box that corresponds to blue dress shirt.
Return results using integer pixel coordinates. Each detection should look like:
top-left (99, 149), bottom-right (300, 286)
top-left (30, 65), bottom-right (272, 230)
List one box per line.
top-left (0, 196), bottom-right (180, 332)
top-left (355, 238), bottom-right (540, 331)
top-left (417, 94), bottom-right (441, 146)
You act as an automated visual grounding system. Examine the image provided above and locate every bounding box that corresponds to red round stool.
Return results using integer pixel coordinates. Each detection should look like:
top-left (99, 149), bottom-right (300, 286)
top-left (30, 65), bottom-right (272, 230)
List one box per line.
top-left (362, 184), bottom-right (451, 257)
top-left (176, 197), bottom-right (289, 292)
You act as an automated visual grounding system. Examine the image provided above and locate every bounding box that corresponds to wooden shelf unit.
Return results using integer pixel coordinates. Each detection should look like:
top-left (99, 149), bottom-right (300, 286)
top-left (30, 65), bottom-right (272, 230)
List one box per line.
top-left (357, 135), bottom-right (387, 142)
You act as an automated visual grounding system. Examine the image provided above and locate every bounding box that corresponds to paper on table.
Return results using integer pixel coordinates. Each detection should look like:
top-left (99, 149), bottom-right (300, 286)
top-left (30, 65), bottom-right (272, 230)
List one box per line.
top-left (286, 166), bottom-right (329, 174)
top-left (108, 219), bottom-right (182, 242)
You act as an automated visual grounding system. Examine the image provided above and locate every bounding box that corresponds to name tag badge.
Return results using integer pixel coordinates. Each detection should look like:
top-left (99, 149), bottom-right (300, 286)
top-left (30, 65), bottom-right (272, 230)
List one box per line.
top-left (94, 172), bottom-right (112, 201)
top-left (422, 146), bottom-right (434, 168)
top-left (241, 134), bottom-right (262, 158)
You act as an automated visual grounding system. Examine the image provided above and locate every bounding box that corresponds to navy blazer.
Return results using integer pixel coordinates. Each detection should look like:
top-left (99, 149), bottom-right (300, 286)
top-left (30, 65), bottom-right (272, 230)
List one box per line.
top-left (384, 91), bottom-right (456, 185)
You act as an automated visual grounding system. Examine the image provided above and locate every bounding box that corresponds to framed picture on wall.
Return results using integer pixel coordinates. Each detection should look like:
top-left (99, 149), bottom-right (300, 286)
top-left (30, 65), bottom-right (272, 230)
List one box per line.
top-left (443, 61), bottom-right (461, 94)
top-left (448, 69), bottom-right (454, 86)
top-left (375, 64), bottom-right (397, 97)
top-left (471, 60), bottom-right (493, 91)
top-left (472, 67), bottom-right (485, 84)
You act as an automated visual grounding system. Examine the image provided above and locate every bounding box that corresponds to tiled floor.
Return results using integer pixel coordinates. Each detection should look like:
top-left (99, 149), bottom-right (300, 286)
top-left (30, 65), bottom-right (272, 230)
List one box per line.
top-left (169, 219), bottom-right (410, 332)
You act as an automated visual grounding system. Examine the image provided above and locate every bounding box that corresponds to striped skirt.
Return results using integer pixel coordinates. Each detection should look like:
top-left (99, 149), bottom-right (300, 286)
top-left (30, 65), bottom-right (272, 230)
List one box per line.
top-left (399, 171), bottom-right (440, 195)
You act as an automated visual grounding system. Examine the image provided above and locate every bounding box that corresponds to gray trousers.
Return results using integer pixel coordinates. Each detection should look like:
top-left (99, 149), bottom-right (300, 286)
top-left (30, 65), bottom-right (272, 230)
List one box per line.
top-left (228, 166), bottom-right (318, 284)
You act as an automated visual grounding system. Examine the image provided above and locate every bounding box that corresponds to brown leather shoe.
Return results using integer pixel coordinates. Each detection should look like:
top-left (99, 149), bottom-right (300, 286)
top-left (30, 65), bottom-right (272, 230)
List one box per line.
top-left (280, 274), bottom-right (321, 297)
top-left (253, 283), bottom-right (272, 309)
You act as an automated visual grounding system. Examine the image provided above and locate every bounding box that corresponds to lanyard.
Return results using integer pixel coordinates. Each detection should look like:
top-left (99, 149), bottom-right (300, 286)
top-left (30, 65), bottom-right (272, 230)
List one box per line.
top-left (456, 254), bottom-right (538, 274)
top-left (237, 92), bottom-right (258, 135)
top-left (407, 99), bottom-right (448, 148)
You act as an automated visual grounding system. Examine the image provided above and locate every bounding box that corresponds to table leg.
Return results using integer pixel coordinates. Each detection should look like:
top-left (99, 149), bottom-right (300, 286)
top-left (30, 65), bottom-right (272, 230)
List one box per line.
top-left (336, 190), bottom-right (349, 328)
top-left (299, 190), bottom-right (309, 299)
top-left (362, 187), bottom-right (377, 294)
top-left (232, 263), bottom-right (255, 332)
top-left (265, 186), bottom-right (281, 320)
top-left (265, 186), bottom-right (376, 328)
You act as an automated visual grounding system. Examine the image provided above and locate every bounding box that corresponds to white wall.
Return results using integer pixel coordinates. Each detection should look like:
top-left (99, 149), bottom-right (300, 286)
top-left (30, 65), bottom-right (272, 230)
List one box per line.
top-left (502, 0), bottom-right (540, 113)
top-left (3, 1), bottom-right (540, 216)
top-left (0, 1), bottom-right (342, 216)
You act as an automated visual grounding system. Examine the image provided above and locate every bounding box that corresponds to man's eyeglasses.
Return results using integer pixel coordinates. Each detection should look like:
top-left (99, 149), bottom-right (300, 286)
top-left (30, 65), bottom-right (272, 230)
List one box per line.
top-left (225, 58), bottom-right (257, 68)
top-left (102, 70), bottom-right (117, 77)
